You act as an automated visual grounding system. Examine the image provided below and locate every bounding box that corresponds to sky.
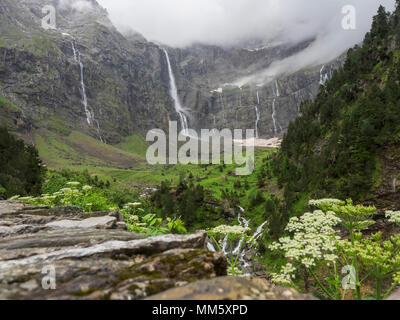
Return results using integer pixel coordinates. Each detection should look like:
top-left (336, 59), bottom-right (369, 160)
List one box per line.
top-left (96, 0), bottom-right (395, 48)
top-left (94, 0), bottom-right (395, 84)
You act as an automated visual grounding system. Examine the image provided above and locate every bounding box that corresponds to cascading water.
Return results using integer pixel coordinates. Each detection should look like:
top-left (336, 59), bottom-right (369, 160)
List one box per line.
top-left (220, 93), bottom-right (225, 123)
top-left (319, 65), bottom-right (330, 85)
top-left (163, 49), bottom-right (190, 136)
top-left (233, 207), bottom-right (268, 274)
top-left (254, 90), bottom-right (261, 139)
top-left (71, 40), bottom-right (94, 126)
top-left (271, 80), bottom-right (283, 136)
top-left (64, 33), bottom-right (104, 143)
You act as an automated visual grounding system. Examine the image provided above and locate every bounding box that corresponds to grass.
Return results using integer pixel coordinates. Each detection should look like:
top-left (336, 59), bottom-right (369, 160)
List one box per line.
top-left (118, 134), bottom-right (150, 157)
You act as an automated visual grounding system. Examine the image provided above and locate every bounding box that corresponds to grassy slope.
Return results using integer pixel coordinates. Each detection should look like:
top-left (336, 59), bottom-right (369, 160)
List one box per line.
top-left (34, 127), bottom-right (279, 225)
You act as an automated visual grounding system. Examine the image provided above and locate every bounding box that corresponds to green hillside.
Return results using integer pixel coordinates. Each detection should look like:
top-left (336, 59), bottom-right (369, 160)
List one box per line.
top-left (275, 4), bottom-right (400, 213)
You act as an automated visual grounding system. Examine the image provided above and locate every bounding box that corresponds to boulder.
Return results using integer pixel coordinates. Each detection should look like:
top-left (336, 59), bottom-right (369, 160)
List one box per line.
top-left (0, 201), bottom-right (226, 300)
top-left (45, 216), bottom-right (117, 230)
top-left (147, 276), bottom-right (317, 300)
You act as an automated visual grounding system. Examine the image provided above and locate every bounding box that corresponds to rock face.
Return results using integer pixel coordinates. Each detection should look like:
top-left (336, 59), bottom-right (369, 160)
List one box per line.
top-left (0, 201), bottom-right (227, 300)
top-left (0, 0), bottom-right (345, 146)
top-left (147, 276), bottom-right (317, 300)
top-left (0, 201), bottom-right (325, 300)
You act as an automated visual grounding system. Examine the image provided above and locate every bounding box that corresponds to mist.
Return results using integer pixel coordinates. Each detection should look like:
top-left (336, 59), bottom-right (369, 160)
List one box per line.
top-left (94, 0), bottom-right (394, 84)
top-left (97, 0), bottom-right (395, 49)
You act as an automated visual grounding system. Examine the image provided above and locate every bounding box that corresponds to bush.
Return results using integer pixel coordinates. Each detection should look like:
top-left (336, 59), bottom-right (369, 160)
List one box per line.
top-left (0, 127), bottom-right (45, 198)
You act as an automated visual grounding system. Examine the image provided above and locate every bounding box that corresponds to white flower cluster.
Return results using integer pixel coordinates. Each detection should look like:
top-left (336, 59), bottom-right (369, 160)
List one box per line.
top-left (270, 263), bottom-right (296, 286)
top-left (386, 211), bottom-right (400, 225)
top-left (309, 199), bottom-right (345, 208)
top-left (209, 225), bottom-right (250, 236)
top-left (269, 210), bottom-right (341, 285)
top-left (66, 181), bottom-right (80, 186)
top-left (82, 185), bottom-right (92, 191)
top-left (124, 202), bottom-right (142, 209)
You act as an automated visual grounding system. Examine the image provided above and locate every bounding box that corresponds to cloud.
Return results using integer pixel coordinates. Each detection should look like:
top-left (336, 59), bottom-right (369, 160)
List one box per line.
top-left (95, 0), bottom-right (395, 84)
top-left (97, 0), bottom-right (395, 48)
top-left (59, 0), bottom-right (94, 12)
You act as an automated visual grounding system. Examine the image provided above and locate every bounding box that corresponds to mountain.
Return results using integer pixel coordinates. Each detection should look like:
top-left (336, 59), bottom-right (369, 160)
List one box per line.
top-left (0, 0), bottom-right (345, 168)
top-left (167, 42), bottom-right (344, 138)
top-left (275, 4), bottom-right (400, 212)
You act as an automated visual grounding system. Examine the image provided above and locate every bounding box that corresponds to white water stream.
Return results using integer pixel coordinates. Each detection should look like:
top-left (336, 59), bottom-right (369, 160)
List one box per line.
top-left (271, 80), bottom-right (282, 136)
top-left (163, 49), bottom-right (190, 136)
top-left (63, 33), bottom-right (104, 143)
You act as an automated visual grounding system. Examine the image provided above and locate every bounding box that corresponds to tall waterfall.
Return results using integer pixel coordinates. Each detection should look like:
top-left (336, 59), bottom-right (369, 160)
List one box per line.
top-left (254, 90), bottom-right (261, 139)
top-left (220, 93), bottom-right (225, 123)
top-left (65, 33), bottom-right (104, 143)
top-left (319, 65), bottom-right (330, 85)
top-left (71, 40), bottom-right (94, 126)
top-left (271, 80), bottom-right (282, 136)
top-left (163, 49), bottom-right (189, 136)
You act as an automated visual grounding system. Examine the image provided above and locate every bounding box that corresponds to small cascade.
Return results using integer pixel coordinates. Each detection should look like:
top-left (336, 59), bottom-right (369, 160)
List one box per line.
top-left (71, 40), bottom-right (93, 126)
top-left (249, 221), bottom-right (268, 243)
top-left (254, 90), bottom-right (261, 139)
top-left (64, 33), bottom-right (104, 143)
top-left (271, 80), bottom-right (283, 136)
top-left (254, 106), bottom-right (260, 139)
top-left (163, 49), bottom-right (190, 136)
top-left (206, 206), bottom-right (268, 275)
top-left (220, 93), bottom-right (225, 123)
top-left (319, 65), bottom-right (330, 85)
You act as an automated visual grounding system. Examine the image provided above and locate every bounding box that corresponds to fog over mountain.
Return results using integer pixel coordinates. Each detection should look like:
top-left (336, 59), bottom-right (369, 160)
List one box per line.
top-left (95, 0), bottom-right (395, 84)
top-left (97, 0), bottom-right (395, 48)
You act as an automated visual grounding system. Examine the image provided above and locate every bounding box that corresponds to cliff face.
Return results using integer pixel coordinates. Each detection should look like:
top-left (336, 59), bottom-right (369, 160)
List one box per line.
top-left (167, 43), bottom-right (345, 138)
top-left (0, 0), bottom-right (345, 146)
top-left (0, 0), bottom-right (174, 144)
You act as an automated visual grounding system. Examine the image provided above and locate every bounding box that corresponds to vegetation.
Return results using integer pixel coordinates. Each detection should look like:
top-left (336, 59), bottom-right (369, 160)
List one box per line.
top-left (274, 4), bottom-right (400, 214)
top-left (0, 127), bottom-right (45, 198)
top-left (268, 199), bottom-right (400, 300)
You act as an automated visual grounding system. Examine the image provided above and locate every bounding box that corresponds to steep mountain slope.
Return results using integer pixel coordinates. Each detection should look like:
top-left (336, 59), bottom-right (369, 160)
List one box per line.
top-left (275, 4), bottom-right (400, 211)
top-left (0, 0), bottom-right (173, 145)
top-left (167, 42), bottom-right (344, 138)
top-left (0, 0), bottom-right (346, 166)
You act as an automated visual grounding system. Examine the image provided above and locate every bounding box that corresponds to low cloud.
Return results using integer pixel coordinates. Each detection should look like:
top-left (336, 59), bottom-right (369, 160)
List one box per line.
top-left (97, 0), bottom-right (395, 48)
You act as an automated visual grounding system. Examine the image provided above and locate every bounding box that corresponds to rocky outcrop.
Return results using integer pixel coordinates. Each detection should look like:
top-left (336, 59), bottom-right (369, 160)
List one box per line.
top-left (147, 276), bottom-right (317, 300)
top-left (0, 201), bottom-right (226, 300)
top-left (0, 0), bottom-right (346, 146)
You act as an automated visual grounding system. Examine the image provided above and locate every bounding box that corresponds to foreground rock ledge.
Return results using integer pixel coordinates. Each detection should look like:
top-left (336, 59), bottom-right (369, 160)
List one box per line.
top-left (0, 201), bottom-right (320, 300)
top-left (147, 276), bottom-right (317, 300)
top-left (0, 201), bottom-right (226, 299)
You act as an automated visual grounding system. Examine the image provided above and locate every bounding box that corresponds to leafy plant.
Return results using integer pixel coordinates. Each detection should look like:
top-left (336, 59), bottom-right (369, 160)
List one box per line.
top-left (207, 225), bottom-right (250, 276)
top-left (268, 199), bottom-right (400, 300)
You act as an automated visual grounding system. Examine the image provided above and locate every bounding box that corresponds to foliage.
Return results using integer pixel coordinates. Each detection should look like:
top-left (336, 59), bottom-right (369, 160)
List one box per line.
top-left (274, 4), bottom-right (400, 214)
top-left (268, 199), bottom-right (400, 300)
top-left (13, 181), bottom-right (113, 212)
top-left (0, 127), bottom-right (45, 198)
top-left (121, 202), bottom-right (187, 236)
top-left (207, 224), bottom-right (251, 276)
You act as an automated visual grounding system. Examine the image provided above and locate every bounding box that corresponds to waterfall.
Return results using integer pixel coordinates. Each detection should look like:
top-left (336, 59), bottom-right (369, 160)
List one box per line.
top-left (64, 33), bottom-right (104, 143)
top-left (319, 65), bottom-right (330, 85)
top-left (254, 90), bottom-right (261, 139)
top-left (249, 221), bottom-right (268, 243)
top-left (271, 80), bottom-right (283, 136)
top-left (254, 106), bottom-right (260, 139)
top-left (235, 207), bottom-right (268, 273)
top-left (71, 40), bottom-right (94, 126)
top-left (220, 93), bottom-right (225, 123)
top-left (275, 80), bottom-right (280, 97)
top-left (163, 49), bottom-right (190, 136)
